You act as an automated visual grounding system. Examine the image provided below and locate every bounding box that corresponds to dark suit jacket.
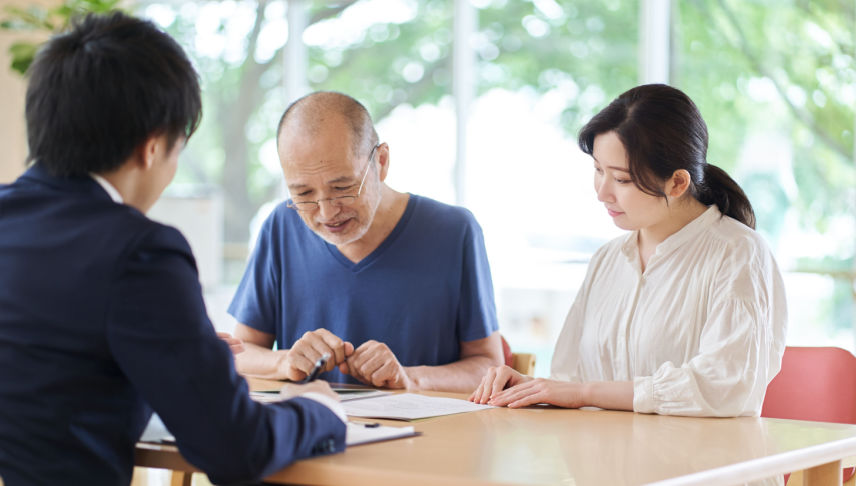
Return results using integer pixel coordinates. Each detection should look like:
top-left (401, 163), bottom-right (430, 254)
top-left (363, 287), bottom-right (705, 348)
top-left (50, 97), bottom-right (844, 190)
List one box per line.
top-left (0, 164), bottom-right (345, 486)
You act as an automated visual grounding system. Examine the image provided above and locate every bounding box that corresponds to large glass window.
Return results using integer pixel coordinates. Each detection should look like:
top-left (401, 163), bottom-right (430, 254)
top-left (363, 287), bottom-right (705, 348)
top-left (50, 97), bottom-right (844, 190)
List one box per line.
top-left (136, 0), bottom-right (855, 375)
top-left (673, 0), bottom-right (856, 350)
top-left (467, 1), bottom-right (638, 375)
top-left (304, 0), bottom-right (457, 203)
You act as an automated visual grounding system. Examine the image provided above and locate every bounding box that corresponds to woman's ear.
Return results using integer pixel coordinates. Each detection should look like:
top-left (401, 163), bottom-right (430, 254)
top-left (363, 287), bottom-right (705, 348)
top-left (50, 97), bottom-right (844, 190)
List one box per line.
top-left (666, 169), bottom-right (692, 199)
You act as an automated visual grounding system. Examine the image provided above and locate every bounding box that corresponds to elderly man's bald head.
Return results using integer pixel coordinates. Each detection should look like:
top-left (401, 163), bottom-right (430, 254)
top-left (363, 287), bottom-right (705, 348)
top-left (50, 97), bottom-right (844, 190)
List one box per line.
top-left (277, 91), bottom-right (378, 158)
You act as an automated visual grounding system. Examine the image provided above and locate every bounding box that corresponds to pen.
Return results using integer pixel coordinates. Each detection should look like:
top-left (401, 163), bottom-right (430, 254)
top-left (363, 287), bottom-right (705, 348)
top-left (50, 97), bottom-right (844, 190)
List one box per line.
top-left (349, 421), bottom-right (380, 428)
top-left (296, 353), bottom-right (330, 384)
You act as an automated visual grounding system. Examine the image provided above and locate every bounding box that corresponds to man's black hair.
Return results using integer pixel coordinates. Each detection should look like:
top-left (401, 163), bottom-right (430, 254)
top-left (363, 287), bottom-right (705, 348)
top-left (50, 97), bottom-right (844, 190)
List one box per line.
top-left (25, 11), bottom-right (202, 176)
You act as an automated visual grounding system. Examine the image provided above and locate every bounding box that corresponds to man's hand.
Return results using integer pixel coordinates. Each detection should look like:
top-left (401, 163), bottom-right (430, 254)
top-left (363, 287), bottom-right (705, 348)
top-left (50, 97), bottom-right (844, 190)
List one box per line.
top-left (342, 340), bottom-right (412, 389)
top-left (284, 329), bottom-right (354, 382)
top-left (216, 332), bottom-right (245, 355)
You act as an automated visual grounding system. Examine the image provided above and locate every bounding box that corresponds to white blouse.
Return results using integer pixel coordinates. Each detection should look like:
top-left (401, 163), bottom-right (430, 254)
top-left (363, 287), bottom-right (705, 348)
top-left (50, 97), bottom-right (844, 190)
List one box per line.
top-left (551, 206), bottom-right (787, 417)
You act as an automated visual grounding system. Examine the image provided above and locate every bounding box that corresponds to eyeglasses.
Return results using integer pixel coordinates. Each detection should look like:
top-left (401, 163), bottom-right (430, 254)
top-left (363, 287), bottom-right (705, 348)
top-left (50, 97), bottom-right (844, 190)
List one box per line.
top-left (286, 144), bottom-right (380, 212)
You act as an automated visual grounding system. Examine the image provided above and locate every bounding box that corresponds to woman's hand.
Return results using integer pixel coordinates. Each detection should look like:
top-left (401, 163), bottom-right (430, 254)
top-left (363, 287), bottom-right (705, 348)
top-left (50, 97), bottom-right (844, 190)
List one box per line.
top-left (469, 365), bottom-right (533, 404)
top-left (487, 378), bottom-right (587, 408)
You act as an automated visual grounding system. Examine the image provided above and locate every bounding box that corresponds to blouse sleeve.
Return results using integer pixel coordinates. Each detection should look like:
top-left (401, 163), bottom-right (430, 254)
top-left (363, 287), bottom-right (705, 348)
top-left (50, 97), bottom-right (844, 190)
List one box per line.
top-left (633, 236), bottom-right (788, 417)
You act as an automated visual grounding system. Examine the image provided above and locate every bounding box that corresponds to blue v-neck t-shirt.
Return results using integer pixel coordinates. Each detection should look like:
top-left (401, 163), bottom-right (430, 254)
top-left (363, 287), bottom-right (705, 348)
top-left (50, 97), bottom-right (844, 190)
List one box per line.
top-left (228, 194), bottom-right (499, 384)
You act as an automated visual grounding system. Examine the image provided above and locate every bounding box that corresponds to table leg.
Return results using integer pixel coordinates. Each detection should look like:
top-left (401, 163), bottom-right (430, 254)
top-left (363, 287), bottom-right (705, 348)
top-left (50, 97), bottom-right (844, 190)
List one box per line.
top-left (170, 471), bottom-right (192, 486)
top-left (804, 460), bottom-right (842, 486)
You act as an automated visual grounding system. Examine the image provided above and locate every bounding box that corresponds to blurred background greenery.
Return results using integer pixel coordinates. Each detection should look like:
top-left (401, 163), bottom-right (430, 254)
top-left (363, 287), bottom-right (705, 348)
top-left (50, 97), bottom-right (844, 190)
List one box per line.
top-left (2, 0), bottom-right (854, 374)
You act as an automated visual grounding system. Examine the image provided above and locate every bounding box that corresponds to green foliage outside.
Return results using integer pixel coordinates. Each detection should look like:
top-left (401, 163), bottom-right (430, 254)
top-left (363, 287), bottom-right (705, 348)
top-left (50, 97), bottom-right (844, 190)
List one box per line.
top-left (674, 0), bottom-right (855, 331)
top-left (1, 0), bottom-right (122, 74)
top-left (2, 0), bottom-right (853, 332)
top-left (305, 1), bottom-right (638, 140)
top-left (154, 0), bottom-right (856, 333)
top-left (676, 0), bottom-right (854, 235)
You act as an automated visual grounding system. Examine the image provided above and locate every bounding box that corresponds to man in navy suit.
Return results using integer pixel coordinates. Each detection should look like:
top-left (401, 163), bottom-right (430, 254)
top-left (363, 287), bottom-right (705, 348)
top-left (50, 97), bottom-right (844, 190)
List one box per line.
top-left (0, 11), bottom-right (345, 486)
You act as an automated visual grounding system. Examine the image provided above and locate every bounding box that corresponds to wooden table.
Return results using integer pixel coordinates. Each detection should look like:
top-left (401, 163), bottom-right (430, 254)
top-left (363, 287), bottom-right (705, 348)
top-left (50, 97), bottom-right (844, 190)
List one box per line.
top-left (136, 378), bottom-right (856, 485)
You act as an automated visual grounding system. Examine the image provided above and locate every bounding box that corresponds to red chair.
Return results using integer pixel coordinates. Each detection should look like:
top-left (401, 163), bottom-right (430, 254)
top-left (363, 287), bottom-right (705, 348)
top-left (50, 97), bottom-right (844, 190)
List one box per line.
top-left (762, 346), bottom-right (856, 484)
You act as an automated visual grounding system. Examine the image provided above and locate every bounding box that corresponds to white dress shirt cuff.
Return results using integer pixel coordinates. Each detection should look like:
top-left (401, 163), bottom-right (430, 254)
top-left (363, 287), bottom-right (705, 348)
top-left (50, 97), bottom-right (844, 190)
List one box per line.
top-left (301, 392), bottom-right (347, 423)
top-left (633, 376), bottom-right (656, 414)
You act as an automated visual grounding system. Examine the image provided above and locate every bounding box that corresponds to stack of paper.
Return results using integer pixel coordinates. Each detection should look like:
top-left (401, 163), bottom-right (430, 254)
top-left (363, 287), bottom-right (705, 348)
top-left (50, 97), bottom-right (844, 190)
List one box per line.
top-left (249, 389), bottom-right (391, 403)
top-left (249, 391), bottom-right (285, 403)
top-left (342, 393), bottom-right (494, 420)
top-left (334, 389), bottom-right (391, 402)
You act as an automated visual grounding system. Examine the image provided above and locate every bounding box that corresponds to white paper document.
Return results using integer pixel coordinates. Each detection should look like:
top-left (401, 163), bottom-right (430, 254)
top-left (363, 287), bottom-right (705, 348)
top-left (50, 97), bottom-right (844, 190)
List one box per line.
top-left (342, 393), bottom-right (494, 420)
top-left (346, 421), bottom-right (418, 446)
top-left (333, 389), bottom-right (391, 402)
top-left (249, 391), bottom-right (285, 403)
top-left (249, 389), bottom-right (391, 403)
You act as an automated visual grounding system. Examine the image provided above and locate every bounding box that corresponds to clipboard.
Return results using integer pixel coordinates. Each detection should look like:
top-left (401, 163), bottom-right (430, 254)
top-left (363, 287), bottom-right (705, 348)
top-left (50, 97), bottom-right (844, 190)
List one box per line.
top-left (346, 421), bottom-right (420, 446)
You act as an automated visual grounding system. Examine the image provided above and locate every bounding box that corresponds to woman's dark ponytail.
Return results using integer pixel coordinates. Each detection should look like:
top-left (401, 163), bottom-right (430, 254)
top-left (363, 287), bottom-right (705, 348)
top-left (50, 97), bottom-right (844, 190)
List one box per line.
top-left (697, 164), bottom-right (755, 229)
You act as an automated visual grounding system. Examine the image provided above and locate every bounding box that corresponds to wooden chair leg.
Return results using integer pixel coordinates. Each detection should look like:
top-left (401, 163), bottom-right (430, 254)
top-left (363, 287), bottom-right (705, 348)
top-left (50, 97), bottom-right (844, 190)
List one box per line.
top-left (786, 470), bottom-right (802, 486)
top-left (804, 460), bottom-right (842, 486)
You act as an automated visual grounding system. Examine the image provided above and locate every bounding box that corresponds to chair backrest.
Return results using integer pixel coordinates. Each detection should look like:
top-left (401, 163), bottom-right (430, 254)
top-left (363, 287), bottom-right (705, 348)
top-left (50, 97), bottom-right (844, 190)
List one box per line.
top-left (761, 346), bottom-right (856, 424)
top-left (500, 334), bottom-right (536, 375)
top-left (511, 353), bottom-right (536, 375)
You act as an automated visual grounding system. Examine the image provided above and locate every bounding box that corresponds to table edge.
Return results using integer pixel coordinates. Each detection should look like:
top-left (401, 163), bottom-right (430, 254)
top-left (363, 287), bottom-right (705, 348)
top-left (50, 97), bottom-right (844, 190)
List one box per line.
top-left (647, 435), bottom-right (856, 486)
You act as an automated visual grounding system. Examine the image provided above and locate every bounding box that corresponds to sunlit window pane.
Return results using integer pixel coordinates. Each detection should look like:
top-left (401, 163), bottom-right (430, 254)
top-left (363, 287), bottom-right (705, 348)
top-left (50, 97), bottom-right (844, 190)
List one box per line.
top-left (468, 1), bottom-right (638, 375)
top-left (674, 0), bottom-right (856, 351)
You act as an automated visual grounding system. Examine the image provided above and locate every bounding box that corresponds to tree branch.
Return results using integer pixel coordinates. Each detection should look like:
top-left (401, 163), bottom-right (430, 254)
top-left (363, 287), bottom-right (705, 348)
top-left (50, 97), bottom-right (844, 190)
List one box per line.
top-left (309, 1), bottom-right (359, 25)
top-left (243, 0), bottom-right (268, 71)
top-left (373, 60), bottom-right (447, 122)
top-left (793, 1), bottom-right (855, 54)
top-left (257, 0), bottom-right (361, 71)
top-left (712, 0), bottom-right (852, 162)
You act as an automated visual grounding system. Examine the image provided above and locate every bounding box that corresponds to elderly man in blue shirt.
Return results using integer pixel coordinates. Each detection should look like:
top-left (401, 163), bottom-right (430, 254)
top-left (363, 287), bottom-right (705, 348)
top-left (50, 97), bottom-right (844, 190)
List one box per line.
top-left (227, 91), bottom-right (504, 391)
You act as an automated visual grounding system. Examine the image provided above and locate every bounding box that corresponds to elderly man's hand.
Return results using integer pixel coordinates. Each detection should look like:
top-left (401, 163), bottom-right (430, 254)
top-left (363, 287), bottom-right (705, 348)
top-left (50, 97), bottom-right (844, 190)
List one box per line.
top-left (342, 340), bottom-right (413, 389)
top-left (284, 329), bottom-right (354, 382)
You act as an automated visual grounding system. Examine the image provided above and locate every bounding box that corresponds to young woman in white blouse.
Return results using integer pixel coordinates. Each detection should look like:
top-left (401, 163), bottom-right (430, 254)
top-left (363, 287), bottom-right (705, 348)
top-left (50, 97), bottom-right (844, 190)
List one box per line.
top-left (470, 84), bottom-right (787, 417)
